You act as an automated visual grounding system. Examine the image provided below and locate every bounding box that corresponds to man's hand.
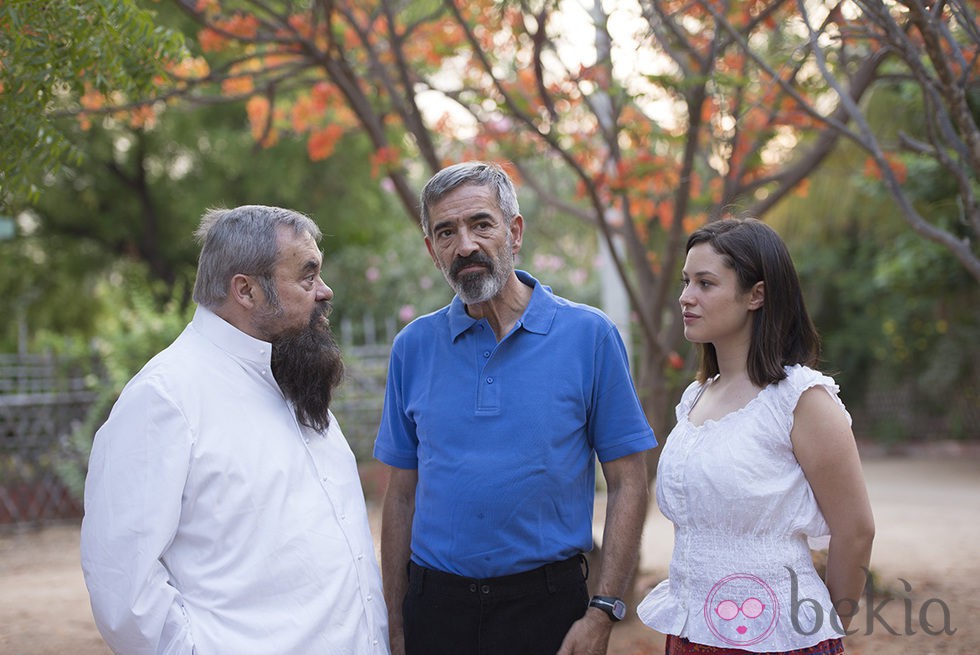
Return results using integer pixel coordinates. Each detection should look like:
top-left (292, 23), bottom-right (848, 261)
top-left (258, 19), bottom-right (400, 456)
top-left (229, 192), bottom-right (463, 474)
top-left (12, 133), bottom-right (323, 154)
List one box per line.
top-left (556, 607), bottom-right (615, 655)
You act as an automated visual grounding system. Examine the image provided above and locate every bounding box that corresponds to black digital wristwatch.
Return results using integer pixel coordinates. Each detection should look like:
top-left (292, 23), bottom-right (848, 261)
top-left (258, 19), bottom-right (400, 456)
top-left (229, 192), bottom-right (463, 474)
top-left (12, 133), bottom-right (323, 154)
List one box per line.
top-left (589, 595), bottom-right (627, 622)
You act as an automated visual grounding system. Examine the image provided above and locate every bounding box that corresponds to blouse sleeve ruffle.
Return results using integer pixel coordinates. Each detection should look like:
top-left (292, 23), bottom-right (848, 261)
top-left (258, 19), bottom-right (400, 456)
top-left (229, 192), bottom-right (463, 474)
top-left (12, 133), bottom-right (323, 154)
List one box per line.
top-left (779, 364), bottom-right (851, 426)
top-left (674, 379), bottom-right (705, 422)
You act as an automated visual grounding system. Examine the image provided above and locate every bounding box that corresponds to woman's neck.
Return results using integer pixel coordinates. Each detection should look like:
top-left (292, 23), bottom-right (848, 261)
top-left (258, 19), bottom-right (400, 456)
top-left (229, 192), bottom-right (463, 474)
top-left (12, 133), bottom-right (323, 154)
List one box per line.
top-left (713, 338), bottom-right (751, 384)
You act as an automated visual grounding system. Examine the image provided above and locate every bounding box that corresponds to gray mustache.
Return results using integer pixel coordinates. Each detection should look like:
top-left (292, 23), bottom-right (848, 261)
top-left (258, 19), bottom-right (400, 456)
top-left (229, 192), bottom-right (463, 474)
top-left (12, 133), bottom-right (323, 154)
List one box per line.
top-left (450, 254), bottom-right (493, 276)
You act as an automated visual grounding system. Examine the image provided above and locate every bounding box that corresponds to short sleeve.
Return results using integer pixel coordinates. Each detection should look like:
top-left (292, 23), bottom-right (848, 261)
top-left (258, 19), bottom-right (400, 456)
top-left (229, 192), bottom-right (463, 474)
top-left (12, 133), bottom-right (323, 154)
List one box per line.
top-left (779, 364), bottom-right (851, 426)
top-left (373, 338), bottom-right (421, 469)
top-left (588, 324), bottom-right (657, 462)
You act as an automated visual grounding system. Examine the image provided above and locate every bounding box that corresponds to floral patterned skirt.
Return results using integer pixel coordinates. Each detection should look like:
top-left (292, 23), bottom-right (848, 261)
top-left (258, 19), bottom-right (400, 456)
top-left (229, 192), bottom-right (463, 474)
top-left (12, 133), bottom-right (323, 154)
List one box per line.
top-left (664, 635), bottom-right (845, 655)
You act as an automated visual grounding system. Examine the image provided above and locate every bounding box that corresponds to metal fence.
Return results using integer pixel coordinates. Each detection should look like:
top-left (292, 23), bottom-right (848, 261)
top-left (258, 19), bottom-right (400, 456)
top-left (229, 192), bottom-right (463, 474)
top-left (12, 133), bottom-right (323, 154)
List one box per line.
top-left (0, 354), bottom-right (97, 526)
top-left (331, 344), bottom-right (391, 460)
top-left (0, 316), bottom-right (396, 528)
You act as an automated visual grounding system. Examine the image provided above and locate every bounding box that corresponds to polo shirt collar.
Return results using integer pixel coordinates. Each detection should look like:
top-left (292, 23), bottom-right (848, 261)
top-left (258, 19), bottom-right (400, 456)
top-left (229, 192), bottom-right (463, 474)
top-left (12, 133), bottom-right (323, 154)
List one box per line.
top-left (447, 269), bottom-right (558, 341)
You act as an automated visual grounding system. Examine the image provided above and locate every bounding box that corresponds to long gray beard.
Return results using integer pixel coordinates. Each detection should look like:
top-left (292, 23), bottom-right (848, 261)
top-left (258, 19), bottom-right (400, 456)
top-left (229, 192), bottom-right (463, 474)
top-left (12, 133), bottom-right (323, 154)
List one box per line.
top-left (270, 304), bottom-right (344, 432)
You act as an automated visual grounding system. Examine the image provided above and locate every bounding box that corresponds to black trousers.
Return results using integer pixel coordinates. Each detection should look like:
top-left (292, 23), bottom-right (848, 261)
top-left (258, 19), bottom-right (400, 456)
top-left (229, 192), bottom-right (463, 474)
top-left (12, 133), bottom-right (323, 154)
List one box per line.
top-left (403, 556), bottom-right (590, 655)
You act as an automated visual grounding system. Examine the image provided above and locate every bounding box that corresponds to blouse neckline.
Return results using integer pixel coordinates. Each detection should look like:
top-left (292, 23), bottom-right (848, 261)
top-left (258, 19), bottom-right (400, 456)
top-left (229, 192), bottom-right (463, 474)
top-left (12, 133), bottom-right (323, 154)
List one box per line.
top-left (684, 375), bottom-right (769, 430)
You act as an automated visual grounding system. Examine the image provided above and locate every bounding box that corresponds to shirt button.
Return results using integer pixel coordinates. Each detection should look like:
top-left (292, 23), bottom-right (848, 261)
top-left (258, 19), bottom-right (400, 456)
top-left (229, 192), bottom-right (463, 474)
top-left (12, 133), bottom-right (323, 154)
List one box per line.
top-left (483, 351), bottom-right (490, 358)
top-left (367, 594), bottom-right (373, 601)
top-left (486, 377), bottom-right (493, 384)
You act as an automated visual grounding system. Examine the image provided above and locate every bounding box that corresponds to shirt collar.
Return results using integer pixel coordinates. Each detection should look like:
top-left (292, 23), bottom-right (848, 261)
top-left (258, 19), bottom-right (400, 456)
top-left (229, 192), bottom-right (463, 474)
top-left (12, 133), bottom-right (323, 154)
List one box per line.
top-left (192, 305), bottom-right (273, 368)
top-left (447, 270), bottom-right (558, 341)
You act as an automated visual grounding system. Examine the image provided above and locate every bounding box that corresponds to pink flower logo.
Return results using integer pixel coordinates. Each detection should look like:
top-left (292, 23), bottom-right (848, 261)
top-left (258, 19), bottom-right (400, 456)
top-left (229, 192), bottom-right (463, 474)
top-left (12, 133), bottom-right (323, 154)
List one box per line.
top-left (704, 573), bottom-right (779, 647)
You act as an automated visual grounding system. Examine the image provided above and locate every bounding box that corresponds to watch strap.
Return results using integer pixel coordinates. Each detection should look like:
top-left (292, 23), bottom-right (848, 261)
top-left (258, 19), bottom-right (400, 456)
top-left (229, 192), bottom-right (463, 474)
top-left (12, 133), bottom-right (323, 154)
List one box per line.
top-left (589, 595), bottom-right (626, 622)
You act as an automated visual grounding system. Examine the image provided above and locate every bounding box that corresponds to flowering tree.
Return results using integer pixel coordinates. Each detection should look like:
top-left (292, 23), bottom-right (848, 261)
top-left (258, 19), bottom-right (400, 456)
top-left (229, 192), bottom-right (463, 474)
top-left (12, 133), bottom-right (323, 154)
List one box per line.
top-left (56, 0), bottom-right (978, 433)
top-left (0, 0), bottom-right (187, 204)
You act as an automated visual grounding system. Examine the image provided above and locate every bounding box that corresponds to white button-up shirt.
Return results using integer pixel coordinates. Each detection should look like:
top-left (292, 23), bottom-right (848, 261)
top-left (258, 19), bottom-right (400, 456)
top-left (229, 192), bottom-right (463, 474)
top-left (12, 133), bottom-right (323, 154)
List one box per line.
top-left (81, 307), bottom-right (389, 654)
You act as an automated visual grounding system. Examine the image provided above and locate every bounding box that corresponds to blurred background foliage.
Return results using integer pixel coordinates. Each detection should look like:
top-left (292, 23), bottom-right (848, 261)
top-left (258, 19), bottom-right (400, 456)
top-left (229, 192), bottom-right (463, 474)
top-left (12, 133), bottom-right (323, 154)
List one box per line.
top-left (0, 94), bottom-right (601, 347)
top-left (1, 0), bottom-right (976, 447)
top-left (771, 80), bottom-right (979, 441)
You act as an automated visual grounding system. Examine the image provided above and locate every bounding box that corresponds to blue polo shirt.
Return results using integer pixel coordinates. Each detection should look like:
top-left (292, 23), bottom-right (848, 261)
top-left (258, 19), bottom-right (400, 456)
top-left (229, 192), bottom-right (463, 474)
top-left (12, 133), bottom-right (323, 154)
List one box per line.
top-left (374, 271), bottom-right (656, 578)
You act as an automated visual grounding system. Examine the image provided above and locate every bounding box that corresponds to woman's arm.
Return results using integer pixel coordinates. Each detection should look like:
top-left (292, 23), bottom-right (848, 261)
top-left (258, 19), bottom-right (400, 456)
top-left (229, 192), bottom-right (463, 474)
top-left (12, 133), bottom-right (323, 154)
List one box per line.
top-left (792, 387), bottom-right (875, 632)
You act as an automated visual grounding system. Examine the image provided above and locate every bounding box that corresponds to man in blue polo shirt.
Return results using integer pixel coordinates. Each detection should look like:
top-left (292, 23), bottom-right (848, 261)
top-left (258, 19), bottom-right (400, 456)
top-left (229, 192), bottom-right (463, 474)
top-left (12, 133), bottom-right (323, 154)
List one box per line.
top-left (375, 161), bottom-right (657, 655)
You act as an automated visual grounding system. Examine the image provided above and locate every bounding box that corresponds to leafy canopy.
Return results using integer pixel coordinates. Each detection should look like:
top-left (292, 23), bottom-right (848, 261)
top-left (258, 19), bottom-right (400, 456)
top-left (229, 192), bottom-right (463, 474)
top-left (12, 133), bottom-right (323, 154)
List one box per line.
top-left (0, 0), bottom-right (187, 204)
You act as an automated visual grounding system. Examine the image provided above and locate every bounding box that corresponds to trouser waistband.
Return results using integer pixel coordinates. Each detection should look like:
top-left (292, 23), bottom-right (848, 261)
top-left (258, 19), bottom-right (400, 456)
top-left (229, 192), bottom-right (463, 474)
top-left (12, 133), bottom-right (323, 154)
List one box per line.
top-left (407, 555), bottom-right (588, 598)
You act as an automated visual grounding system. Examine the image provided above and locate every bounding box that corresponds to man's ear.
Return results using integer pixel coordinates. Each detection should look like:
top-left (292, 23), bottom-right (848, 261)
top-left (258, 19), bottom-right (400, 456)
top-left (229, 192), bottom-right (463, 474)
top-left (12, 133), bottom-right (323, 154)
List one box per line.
top-left (748, 281), bottom-right (765, 310)
top-left (510, 214), bottom-right (524, 254)
top-left (230, 273), bottom-right (258, 309)
top-left (424, 237), bottom-right (441, 269)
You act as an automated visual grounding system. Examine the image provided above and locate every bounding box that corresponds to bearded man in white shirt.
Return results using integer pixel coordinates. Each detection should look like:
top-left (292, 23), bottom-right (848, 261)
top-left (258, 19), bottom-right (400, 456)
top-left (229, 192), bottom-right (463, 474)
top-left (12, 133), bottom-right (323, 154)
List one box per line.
top-left (81, 205), bottom-right (390, 655)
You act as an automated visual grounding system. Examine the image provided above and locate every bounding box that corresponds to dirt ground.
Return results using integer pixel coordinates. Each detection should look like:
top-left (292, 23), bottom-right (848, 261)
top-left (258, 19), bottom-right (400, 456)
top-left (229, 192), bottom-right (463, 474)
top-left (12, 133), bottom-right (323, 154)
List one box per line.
top-left (1, 444), bottom-right (978, 655)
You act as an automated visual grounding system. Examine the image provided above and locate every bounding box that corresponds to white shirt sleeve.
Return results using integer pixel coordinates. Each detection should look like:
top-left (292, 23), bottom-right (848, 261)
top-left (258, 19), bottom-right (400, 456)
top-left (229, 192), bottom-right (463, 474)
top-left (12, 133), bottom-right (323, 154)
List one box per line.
top-left (81, 376), bottom-right (196, 655)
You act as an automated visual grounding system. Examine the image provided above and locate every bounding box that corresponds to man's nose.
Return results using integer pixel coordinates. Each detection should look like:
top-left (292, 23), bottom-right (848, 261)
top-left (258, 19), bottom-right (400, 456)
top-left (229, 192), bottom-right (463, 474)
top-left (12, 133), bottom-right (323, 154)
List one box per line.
top-left (455, 227), bottom-right (479, 256)
top-left (316, 278), bottom-right (333, 301)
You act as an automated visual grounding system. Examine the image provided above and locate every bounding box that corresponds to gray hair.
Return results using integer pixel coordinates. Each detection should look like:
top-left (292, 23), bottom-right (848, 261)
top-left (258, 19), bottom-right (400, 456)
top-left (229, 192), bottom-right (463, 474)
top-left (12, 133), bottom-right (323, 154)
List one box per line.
top-left (419, 161), bottom-right (520, 236)
top-left (192, 205), bottom-right (321, 310)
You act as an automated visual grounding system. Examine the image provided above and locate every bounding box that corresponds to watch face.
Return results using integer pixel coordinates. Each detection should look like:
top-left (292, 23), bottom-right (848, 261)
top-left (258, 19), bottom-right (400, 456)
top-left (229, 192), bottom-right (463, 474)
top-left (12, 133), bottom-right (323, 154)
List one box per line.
top-left (592, 596), bottom-right (627, 621)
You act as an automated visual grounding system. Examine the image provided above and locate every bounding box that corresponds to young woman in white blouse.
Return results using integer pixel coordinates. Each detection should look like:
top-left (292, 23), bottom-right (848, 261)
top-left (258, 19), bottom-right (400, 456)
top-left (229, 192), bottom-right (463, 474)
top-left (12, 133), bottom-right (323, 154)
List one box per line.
top-left (638, 218), bottom-right (875, 655)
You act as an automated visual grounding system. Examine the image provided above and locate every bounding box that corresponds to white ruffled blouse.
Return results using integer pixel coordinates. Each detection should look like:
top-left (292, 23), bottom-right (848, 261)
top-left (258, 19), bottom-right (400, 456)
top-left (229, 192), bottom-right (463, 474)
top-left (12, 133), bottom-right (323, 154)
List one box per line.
top-left (638, 365), bottom-right (849, 652)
